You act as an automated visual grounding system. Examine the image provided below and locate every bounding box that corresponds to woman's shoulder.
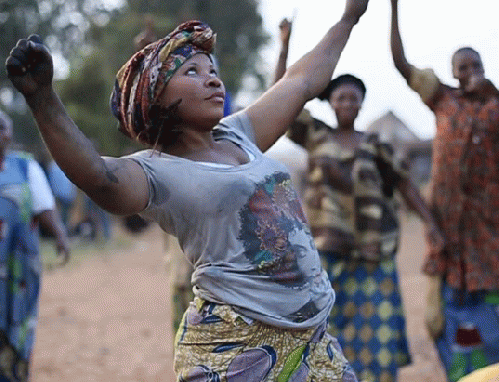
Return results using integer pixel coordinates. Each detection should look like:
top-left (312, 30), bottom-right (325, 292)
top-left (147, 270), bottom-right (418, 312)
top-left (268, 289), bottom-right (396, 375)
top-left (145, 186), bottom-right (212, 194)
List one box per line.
top-left (125, 149), bottom-right (155, 159)
top-left (214, 111), bottom-right (259, 147)
top-left (123, 149), bottom-right (178, 170)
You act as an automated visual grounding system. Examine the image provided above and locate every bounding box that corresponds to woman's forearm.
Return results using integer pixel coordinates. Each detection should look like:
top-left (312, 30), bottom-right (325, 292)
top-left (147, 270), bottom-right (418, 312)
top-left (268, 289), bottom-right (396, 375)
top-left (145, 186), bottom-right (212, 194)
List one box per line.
top-left (390, 0), bottom-right (411, 80)
top-left (274, 47), bottom-right (289, 85)
top-left (398, 179), bottom-right (435, 226)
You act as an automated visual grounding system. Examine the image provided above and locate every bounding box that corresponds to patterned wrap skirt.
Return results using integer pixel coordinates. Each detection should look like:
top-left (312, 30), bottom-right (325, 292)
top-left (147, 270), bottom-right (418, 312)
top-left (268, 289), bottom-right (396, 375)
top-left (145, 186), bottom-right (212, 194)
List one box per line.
top-left (320, 252), bottom-right (411, 382)
top-left (174, 297), bottom-right (358, 381)
top-left (434, 283), bottom-right (499, 382)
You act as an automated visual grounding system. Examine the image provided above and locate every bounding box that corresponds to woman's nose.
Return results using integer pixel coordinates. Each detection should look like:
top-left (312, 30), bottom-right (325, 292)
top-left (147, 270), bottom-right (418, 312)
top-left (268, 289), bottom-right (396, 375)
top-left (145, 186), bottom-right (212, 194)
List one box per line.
top-left (206, 75), bottom-right (223, 88)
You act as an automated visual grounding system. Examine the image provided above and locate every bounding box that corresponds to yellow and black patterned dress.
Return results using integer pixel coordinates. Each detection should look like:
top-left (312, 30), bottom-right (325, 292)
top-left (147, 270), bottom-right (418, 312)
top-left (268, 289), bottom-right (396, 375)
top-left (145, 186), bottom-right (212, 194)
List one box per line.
top-left (288, 112), bottom-right (411, 382)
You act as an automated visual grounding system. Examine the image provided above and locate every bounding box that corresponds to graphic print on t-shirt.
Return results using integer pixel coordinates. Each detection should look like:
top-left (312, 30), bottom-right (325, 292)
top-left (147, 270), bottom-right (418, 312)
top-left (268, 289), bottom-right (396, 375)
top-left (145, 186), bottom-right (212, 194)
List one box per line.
top-left (238, 172), bottom-right (311, 287)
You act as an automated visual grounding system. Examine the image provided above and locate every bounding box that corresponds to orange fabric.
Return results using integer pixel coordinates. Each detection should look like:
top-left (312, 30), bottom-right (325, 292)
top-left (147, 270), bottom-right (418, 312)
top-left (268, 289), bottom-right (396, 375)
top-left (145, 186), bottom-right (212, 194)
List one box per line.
top-left (410, 67), bottom-right (499, 291)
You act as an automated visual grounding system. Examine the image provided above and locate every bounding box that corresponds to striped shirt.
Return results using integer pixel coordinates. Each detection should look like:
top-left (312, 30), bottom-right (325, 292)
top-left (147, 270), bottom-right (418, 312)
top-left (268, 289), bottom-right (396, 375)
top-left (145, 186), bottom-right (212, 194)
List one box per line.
top-left (288, 110), bottom-right (408, 261)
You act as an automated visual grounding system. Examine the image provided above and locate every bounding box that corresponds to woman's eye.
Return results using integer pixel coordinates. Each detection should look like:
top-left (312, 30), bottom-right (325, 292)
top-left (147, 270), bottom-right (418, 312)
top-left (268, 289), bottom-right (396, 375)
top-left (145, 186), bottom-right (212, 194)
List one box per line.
top-left (186, 67), bottom-right (197, 74)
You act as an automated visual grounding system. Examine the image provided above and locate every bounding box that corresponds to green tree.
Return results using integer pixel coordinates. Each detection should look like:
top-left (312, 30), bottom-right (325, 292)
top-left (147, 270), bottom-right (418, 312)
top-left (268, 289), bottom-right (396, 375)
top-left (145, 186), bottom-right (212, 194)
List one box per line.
top-left (57, 10), bottom-right (170, 156)
top-left (125, 0), bottom-right (269, 94)
top-left (0, 0), bottom-right (118, 153)
top-left (2, 0), bottom-right (268, 156)
top-left (58, 0), bottom-right (268, 155)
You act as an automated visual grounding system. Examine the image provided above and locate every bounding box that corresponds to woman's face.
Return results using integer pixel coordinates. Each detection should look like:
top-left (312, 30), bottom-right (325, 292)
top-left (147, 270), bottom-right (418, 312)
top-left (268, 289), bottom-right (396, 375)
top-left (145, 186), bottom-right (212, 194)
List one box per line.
top-left (329, 83), bottom-right (364, 127)
top-left (158, 53), bottom-right (226, 131)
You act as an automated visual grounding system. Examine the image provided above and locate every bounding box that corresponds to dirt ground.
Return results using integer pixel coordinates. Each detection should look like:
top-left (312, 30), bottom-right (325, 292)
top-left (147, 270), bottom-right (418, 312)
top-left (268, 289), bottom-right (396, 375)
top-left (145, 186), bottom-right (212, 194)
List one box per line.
top-left (30, 213), bottom-right (448, 382)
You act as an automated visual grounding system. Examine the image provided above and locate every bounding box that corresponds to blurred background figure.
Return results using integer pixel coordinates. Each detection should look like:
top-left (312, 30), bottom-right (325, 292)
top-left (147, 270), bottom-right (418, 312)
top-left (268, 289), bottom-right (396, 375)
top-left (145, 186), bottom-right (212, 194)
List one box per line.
top-left (132, 19), bottom-right (191, 337)
top-left (81, 194), bottom-right (112, 241)
top-left (133, 14), bottom-right (157, 51)
top-left (390, 0), bottom-right (499, 380)
top-left (275, 17), bottom-right (443, 382)
top-left (0, 109), bottom-right (69, 382)
top-left (69, 139), bottom-right (113, 242)
top-left (44, 157), bottom-right (77, 232)
top-left (132, 18), bottom-right (237, 338)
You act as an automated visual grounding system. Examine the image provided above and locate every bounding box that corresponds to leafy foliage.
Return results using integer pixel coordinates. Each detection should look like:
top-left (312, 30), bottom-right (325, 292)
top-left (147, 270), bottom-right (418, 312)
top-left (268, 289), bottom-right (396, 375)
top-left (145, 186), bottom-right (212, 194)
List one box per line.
top-left (0, 0), bottom-right (119, 153)
top-left (1, 0), bottom-right (268, 156)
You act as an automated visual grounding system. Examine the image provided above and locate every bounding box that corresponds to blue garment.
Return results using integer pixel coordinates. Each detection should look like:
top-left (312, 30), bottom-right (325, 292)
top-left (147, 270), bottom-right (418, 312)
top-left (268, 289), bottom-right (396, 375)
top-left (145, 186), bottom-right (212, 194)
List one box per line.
top-left (46, 161), bottom-right (75, 227)
top-left (46, 161), bottom-right (76, 204)
top-left (435, 283), bottom-right (499, 382)
top-left (0, 153), bottom-right (40, 382)
top-left (223, 91), bottom-right (232, 117)
top-left (321, 251), bottom-right (411, 382)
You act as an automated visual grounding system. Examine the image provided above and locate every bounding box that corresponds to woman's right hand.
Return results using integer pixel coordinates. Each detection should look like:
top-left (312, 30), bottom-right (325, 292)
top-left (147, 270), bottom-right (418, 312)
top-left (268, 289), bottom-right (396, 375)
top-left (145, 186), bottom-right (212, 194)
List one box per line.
top-left (5, 34), bottom-right (54, 100)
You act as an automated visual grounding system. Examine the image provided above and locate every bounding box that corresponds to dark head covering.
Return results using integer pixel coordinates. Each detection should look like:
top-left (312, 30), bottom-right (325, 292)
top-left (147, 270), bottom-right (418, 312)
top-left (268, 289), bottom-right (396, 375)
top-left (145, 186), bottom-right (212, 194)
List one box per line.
top-left (317, 74), bottom-right (366, 101)
top-left (110, 20), bottom-right (216, 146)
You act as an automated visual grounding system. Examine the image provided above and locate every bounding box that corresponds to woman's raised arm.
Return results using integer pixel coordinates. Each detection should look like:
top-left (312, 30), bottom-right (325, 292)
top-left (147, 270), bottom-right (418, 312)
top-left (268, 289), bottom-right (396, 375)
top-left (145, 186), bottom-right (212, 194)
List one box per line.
top-left (389, 0), bottom-right (412, 81)
top-left (245, 0), bottom-right (369, 152)
top-left (6, 35), bottom-right (149, 216)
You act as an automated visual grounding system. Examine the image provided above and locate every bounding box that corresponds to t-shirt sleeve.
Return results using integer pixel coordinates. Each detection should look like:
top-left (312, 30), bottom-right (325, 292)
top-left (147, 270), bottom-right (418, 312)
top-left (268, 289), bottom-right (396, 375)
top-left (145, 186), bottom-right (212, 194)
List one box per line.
top-left (216, 111), bottom-right (257, 144)
top-left (124, 152), bottom-right (157, 211)
top-left (124, 151), bottom-right (176, 234)
top-left (408, 65), bottom-right (441, 105)
top-left (28, 160), bottom-right (56, 213)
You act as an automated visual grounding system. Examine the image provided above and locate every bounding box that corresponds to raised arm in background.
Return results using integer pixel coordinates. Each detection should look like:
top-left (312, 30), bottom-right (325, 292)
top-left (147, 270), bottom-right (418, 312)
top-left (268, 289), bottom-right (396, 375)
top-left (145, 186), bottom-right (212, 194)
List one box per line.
top-left (245, 0), bottom-right (369, 151)
top-left (273, 18), bottom-right (292, 85)
top-left (271, 16), bottom-right (310, 147)
top-left (5, 36), bottom-right (149, 216)
top-left (389, 0), bottom-right (411, 81)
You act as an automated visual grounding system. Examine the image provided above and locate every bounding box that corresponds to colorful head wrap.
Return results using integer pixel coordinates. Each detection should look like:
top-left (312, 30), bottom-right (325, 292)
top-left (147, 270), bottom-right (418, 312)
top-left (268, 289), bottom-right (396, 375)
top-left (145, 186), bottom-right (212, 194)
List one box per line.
top-left (110, 20), bottom-right (216, 145)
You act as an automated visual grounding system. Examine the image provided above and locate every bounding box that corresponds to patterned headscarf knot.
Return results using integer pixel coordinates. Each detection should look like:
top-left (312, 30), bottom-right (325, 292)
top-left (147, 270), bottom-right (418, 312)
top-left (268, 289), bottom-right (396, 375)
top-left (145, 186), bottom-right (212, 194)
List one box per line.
top-left (110, 20), bottom-right (216, 145)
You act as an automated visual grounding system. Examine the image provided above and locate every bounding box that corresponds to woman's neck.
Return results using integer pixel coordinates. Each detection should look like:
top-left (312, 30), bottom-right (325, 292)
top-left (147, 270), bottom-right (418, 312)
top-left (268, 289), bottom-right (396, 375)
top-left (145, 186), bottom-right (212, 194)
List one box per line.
top-left (331, 125), bottom-right (363, 150)
top-left (337, 120), bottom-right (355, 131)
top-left (166, 129), bottom-right (215, 156)
top-left (165, 129), bottom-right (249, 166)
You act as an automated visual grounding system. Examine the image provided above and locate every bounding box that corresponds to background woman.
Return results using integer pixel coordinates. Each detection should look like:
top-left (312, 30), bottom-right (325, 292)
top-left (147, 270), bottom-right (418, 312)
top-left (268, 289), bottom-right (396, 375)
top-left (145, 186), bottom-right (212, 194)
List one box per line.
top-left (275, 20), bottom-right (443, 382)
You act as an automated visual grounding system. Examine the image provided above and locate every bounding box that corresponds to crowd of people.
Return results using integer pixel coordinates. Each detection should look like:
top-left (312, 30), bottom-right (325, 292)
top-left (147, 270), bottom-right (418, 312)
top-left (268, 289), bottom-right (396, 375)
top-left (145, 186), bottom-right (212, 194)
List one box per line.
top-left (1, 0), bottom-right (499, 380)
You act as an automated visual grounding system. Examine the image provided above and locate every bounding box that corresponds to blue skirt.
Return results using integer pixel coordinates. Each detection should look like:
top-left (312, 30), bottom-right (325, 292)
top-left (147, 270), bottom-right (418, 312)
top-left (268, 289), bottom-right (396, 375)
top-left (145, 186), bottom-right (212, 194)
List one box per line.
top-left (434, 283), bottom-right (499, 382)
top-left (320, 251), bottom-right (411, 382)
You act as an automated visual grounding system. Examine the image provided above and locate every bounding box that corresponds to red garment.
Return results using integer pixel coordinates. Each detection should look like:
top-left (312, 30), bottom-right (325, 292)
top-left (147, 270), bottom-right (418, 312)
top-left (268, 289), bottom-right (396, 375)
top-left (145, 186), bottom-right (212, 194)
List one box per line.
top-left (421, 83), bottom-right (499, 291)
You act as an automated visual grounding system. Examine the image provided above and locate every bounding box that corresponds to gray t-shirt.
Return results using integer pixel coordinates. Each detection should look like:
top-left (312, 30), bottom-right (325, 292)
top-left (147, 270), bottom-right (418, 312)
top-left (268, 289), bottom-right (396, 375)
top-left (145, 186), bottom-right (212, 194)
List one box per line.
top-left (128, 112), bottom-right (334, 329)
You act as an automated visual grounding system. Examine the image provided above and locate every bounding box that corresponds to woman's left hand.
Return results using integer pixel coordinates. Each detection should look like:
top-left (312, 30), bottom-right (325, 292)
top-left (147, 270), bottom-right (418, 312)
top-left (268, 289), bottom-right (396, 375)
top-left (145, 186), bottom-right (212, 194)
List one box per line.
top-left (426, 222), bottom-right (445, 253)
top-left (55, 235), bottom-right (71, 266)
